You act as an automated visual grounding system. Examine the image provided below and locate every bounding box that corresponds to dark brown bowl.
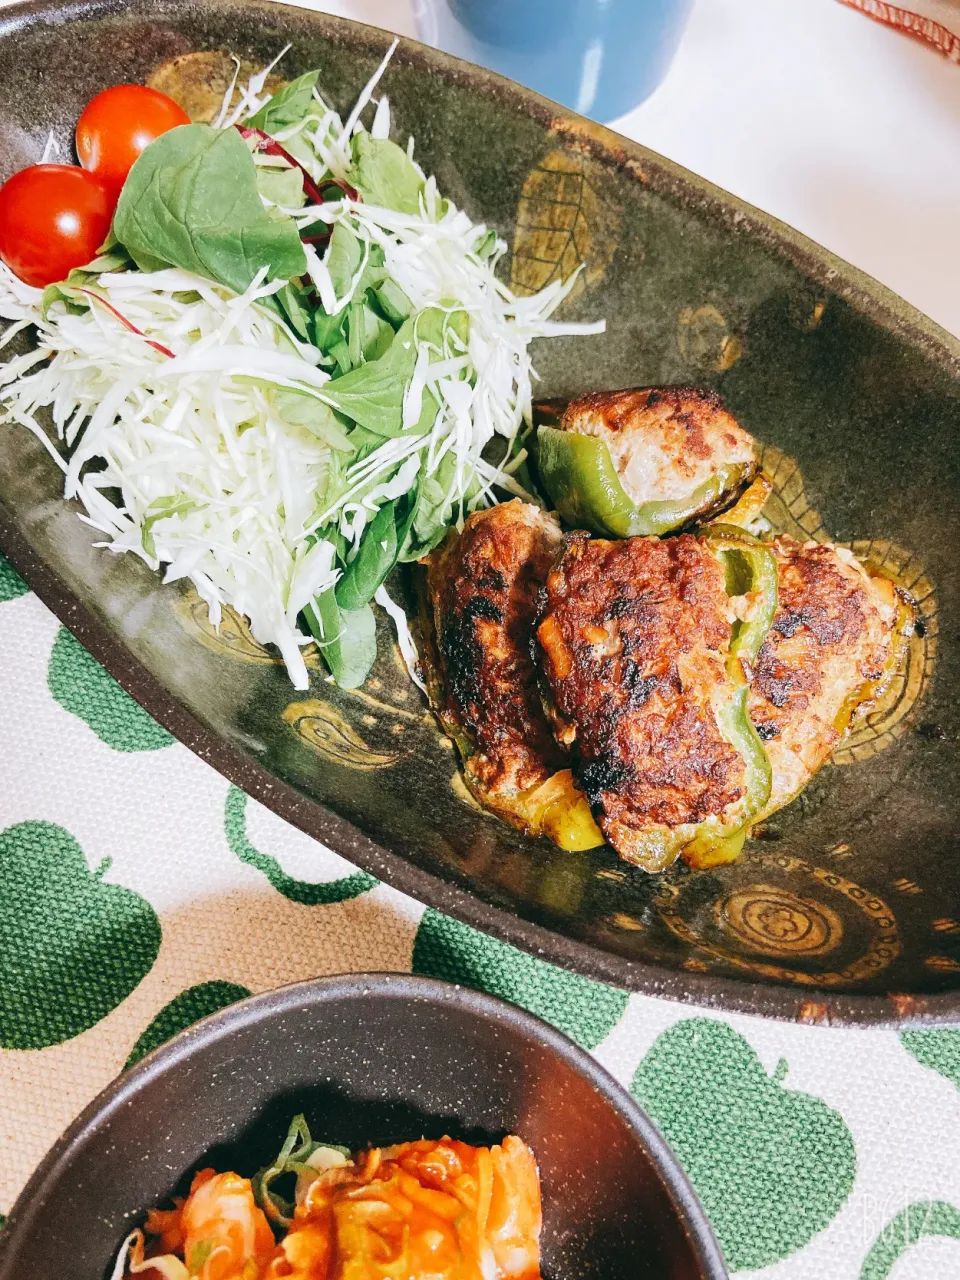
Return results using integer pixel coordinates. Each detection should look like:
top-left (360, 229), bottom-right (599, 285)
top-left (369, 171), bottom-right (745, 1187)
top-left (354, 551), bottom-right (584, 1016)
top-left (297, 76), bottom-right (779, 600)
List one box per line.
top-left (0, 973), bottom-right (726, 1279)
top-left (0, 0), bottom-right (958, 1026)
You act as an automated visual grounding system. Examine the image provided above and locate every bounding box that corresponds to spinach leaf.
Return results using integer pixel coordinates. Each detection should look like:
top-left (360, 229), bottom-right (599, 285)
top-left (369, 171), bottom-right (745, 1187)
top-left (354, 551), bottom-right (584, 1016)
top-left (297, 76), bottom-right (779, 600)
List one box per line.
top-left (373, 277), bottom-right (411, 327)
top-left (304, 590), bottom-right (377, 688)
top-left (274, 129), bottom-right (318, 176)
top-left (41, 249), bottom-right (133, 318)
top-left (355, 245), bottom-right (387, 297)
top-left (320, 317), bottom-right (417, 434)
top-left (272, 280), bottom-right (313, 342)
top-left (141, 495), bottom-right (197, 558)
top-left (247, 71), bottom-right (321, 132)
top-left (348, 301), bottom-right (394, 364)
top-left (320, 316), bottom-right (441, 436)
top-left (416, 305), bottom-right (469, 352)
top-left (270, 387), bottom-right (355, 452)
top-left (399, 452), bottom-right (480, 562)
top-left (314, 450), bottom-right (346, 516)
top-left (335, 500), bottom-right (399, 611)
top-left (346, 424), bottom-right (388, 455)
top-left (329, 338), bottom-right (354, 377)
top-left (348, 132), bottom-right (424, 215)
top-left (346, 301), bottom-right (364, 370)
top-left (500, 422), bottom-right (544, 504)
top-left (474, 228), bottom-right (499, 261)
top-left (113, 124), bottom-right (306, 295)
top-left (312, 305), bottom-right (347, 355)
top-left (255, 163), bottom-right (306, 213)
top-left (325, 222), bottom-right (363, 300)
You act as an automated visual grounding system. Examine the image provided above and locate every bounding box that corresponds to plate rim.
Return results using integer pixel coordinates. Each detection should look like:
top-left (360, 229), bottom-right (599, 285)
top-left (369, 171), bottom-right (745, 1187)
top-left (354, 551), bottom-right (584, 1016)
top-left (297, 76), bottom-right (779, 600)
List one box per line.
top-left (0, 0), bottom-right (957, 1029)
top-left (0, 971), bottom-right (729, 1280)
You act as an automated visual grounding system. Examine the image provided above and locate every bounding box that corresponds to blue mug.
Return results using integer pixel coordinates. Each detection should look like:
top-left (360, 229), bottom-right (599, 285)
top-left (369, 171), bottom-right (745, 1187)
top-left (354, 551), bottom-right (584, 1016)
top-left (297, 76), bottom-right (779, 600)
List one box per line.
top-left (414, 0), bottom-right (694, 122)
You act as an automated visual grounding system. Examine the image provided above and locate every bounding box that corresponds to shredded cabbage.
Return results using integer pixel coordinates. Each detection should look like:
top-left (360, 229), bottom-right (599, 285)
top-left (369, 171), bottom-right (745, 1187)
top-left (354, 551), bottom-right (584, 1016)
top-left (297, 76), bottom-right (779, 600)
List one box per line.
top-left (0, 266), bottom-right (338, 688)
top-left (0, 43), bottom-right (604, 689)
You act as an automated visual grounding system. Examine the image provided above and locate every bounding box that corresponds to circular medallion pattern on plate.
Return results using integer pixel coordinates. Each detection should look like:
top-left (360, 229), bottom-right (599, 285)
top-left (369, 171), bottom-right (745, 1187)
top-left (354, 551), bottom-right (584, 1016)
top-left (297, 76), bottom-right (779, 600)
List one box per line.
top-left (657, 852), bottom-right (901, 987)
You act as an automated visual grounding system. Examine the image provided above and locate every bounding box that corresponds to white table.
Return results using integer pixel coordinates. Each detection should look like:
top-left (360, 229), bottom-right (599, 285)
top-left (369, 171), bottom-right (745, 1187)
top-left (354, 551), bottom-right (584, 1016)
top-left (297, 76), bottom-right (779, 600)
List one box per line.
top-left (325, 0), bottom-right (960, 340)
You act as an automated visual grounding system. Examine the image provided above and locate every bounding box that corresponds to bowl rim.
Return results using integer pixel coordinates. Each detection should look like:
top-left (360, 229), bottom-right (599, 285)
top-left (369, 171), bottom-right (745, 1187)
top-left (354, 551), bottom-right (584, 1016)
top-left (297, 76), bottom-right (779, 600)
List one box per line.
top-left (0, 972), bottom-right (728, 1279)
top-left (0, 0), bottom-right (957, 1030)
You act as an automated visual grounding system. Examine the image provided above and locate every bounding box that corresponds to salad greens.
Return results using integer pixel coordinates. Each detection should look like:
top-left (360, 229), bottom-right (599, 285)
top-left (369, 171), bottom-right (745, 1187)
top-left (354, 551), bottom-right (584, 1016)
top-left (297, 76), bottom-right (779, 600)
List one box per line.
top-left (0, 42), bottom-right (603, 693)
top-left (247, 70), bottom-right (321, 132)
top-left (113, 123), bottom-right (307, 292)
top-left (347, 132), bottom-right (424, 214)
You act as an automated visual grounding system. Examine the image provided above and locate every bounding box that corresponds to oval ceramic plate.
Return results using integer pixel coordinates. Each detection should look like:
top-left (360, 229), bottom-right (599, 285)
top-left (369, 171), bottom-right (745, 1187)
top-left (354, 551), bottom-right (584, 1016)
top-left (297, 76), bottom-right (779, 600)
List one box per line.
top-left (1, 0), bottom-right (958, 1026)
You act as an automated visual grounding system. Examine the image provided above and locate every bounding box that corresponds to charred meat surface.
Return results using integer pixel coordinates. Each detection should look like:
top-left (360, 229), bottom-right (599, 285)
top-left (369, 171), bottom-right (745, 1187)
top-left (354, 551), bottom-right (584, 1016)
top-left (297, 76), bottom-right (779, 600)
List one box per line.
top-left (561, 386), bottom-right (756, 507)
top-left (426, 500), bottom-right (567, 812)
top-left (536, 532), bottom-right (751, 867)
top-left (748, 536), bottom-right (899, 820)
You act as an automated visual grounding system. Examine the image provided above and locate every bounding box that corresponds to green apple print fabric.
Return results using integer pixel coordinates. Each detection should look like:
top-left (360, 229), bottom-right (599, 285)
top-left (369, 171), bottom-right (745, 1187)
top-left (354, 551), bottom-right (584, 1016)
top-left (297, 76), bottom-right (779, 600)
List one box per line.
top-left (125, 981), bottom-right (252, 1067)
top-left (412, 908), bottom-right (628, 1050)
top-left (632, 1019), bottom-right (856, 1269)
top-left (47, 626), bottom-right (174, 752)
top-left (0, 551), bottom-right (27, 602)
top-left (0, 821), bottom-right (161, 1050)
top-left (3, 584), bottom-right (960, 1280)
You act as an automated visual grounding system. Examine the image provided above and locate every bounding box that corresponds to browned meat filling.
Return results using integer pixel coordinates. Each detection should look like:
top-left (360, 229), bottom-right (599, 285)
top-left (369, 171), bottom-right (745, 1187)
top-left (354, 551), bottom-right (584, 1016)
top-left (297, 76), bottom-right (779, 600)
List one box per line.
top-left (426, 500), bottom-right (566, 810)
top-left (561, 386), bottom-right (756, 506)
top-left (536, 532), bottom-right (750, 867)
top-left (748, 536), bottom-right (898, 820)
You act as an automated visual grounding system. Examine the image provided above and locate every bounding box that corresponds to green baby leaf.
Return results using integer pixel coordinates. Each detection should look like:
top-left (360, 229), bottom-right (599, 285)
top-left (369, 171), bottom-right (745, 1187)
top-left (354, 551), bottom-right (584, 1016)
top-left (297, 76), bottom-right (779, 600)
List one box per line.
top-left (348, 132), bottom-right (424, 215)
top-left (247, 70), bottom-right (321, 132)
top-left (255, 162), bottom-right (306, 213)
top-left (373, 277), bottom-right (412, 327)
top-left (474, 228), bottom-right (499, 261)
top-left (416, 305), bottom-right (469, 352)
top-left (325, 222), bottom-right (364, 300)
top-left (335, 500), bottom-right (399, 612)
top-left (40, 249), bottom-right (133, 318)
top-left (321, 315), bottom-right (444, 436)
top-left (312, 305), bottom-right (347, 356)
top-left (305, 589), bottom-right (377, 688)
top-left (350, 301), bottom-right (395, 365)
top-left (271, 387), bottom-right (355, 452)
top-left (400, 450), bottom-right (479, 561)
top-left (272, 280), bottom-right (313, 342)
top-left (141, 494), bottom-right (197, 559)
top-left (320, 318), bottom-right (417, 434)
top-left (113, 124), bottom-right (307, 295)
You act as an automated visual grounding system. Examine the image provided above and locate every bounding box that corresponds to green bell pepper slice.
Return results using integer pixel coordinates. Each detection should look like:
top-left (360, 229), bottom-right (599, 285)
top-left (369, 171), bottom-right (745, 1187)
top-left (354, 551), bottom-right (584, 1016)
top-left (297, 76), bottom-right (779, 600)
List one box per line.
top-left (700, 524), bottom-right (779, 678)
top-left (537, 425), bottom-right (748, 538)
top-left (681, 684), bottom-right (773, 868)
top-left (681, 528), bottom-right (778, 867)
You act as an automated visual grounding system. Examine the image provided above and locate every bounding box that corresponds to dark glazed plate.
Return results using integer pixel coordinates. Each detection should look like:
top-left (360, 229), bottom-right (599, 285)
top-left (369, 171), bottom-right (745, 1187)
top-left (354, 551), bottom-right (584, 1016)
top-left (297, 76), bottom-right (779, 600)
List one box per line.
top-left (0, 0), bottom-right (959, 1026)
top-left (0, 973), bottom-right (727, 1279)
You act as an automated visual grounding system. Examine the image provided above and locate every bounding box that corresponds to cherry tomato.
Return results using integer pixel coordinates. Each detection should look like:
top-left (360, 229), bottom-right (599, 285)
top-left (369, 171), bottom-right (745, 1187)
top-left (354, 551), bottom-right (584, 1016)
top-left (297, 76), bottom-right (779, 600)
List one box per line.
top-left (0, 165), bottom-right (113, 288)
top-left (76, 84), bottom-right (190, 198)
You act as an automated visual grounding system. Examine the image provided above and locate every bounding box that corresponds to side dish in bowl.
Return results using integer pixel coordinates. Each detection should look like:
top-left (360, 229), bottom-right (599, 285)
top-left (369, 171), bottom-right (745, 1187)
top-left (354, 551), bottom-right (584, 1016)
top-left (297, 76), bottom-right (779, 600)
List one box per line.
top-left (114, 1117), bottom-right (542, 1279)
top-left (0, 974), bottom-right (726, 1280)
